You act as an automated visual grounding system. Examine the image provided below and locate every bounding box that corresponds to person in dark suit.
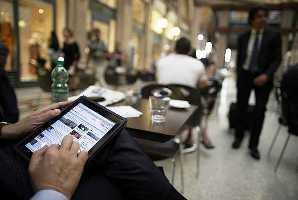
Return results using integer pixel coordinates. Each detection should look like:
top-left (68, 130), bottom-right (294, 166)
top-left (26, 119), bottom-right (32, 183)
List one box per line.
top-left (232, 6), bottom-right (282, 160)
top-left (0, 41), bottom-right (19, 123)
top-left (0, 102), bottom-right (185, 200)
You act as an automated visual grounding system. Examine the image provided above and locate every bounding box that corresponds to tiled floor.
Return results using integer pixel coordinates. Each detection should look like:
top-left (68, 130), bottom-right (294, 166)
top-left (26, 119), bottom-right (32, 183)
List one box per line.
top-left (156, 77), bottom-right (298, 200)
top-left (16, 76), bottom-right (298, 200)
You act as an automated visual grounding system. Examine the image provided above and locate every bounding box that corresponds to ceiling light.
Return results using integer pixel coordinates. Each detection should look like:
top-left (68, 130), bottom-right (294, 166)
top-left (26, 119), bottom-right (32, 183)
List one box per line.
top-left (38, 8), bottom-right (44, 14)
top-left (197, 34), bottom-right (204, 41)
top-left (18, 20), bottom-right (26, 28)
top-left (156, 18), bottom-right (168, 29)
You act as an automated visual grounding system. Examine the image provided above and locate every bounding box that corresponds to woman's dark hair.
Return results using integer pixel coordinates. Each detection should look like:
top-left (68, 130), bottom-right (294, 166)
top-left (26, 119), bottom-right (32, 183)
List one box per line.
top-left (63, 27), bottom-right (74, 37)
top-left (175, 37), bottom-right (191, 55)
top-left (248, 6), bottom-right (269, 25)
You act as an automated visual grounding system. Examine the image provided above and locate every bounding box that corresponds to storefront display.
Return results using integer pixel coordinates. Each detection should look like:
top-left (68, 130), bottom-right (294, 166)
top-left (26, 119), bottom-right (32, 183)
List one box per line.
top-left (0, 1), bottom-right (14, 72)
top-left (19, 0), bottom-right (53, 81)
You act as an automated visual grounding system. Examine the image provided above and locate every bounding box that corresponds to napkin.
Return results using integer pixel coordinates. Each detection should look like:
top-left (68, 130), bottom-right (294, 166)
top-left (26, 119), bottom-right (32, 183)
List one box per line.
top-left (107, 106), bottom-right (142, 118)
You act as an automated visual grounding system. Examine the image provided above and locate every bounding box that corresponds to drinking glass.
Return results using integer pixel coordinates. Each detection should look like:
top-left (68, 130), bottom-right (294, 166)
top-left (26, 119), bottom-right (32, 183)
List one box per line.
top-left (149, 95), bottom-right (170, 123)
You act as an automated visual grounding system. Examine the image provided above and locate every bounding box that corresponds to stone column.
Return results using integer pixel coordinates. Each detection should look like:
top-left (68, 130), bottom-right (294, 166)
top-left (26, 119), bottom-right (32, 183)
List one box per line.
top-left (215, 11), bottom-right (229, 68)
top-left (55, 0), bottom-right (66, 45)
top-left (116, 0), bottom-right (133, 54)
top-left (281, 10), bottom-right (294, 54)
top-left (190, 7), bottom-right (201, 45)
top-left (143, 1), bottom-right (153, 71)
top-left (276, 10), bottom-right (295, 78)
top-left (189, 0), bottom-right (197, 44)
top-left (67, 0), bottom-right (88, 57)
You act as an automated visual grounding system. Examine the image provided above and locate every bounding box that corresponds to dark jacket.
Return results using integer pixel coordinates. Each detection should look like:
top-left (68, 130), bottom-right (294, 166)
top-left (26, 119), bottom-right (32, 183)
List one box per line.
top-left (62, 42), bottom-right (80, 70)
top-left (236, 28), bottom-right (282, 80)
top-left (0, 42), bottom-right (19, 123)
top-left (0, 42), bottom-right (9, 77)
top-left (281, 65), bottom-right (298, 134)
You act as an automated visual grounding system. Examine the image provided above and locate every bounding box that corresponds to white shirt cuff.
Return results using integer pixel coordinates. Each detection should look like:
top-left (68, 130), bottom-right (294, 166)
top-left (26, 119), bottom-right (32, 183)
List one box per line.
top-left (30, 189), bottom-right (68, 200)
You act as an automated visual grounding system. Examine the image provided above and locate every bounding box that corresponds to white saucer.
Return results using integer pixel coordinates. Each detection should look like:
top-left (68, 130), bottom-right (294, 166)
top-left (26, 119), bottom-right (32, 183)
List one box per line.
top-left (169, 100), bottom-right (190, 109)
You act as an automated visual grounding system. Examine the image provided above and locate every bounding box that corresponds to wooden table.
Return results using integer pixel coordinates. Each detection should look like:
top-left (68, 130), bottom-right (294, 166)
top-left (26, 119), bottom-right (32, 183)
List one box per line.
top-left (126, 99), bottom-right (198, 142)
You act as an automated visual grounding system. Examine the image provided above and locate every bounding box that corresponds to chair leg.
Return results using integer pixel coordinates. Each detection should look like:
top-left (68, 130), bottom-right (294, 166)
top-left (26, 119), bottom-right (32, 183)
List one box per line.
top-left (196, 126), bottom-right (201, 178)
top-left (178, 142), bottom-right (184, 193)
top-left (171, 156), bottom-right (176, 184)
top-left (274, 134), bottom-right (291, 172)
top-left (267, 124), bottom-right (282, 157)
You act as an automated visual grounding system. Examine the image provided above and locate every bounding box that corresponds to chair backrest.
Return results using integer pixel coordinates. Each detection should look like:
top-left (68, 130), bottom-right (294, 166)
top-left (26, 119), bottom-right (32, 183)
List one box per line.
top-left (281, 64), bottom-right (298, 136)
top-left (126, 72), bottom-right (138, 85)
top-left (140, 83), bottom-right (169, 99)
top-left (140, 83), bottom-right (202, 107)
top-left (104, 66), bottom-right (119, 85)
top-left (167, 84), bottom-right (202, 107)
top-left (138, 71), bottom-right (156, 82)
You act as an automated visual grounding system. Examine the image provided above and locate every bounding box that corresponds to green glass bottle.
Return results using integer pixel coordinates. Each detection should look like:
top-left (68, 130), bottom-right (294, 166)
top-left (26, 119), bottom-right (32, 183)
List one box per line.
top-left (51, 57), bottom-right (69, 102)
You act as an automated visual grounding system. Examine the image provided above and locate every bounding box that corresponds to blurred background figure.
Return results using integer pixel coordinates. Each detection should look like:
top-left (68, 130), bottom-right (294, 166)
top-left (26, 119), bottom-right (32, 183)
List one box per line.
top-left (28, 43), bottom-right (47, 74)
top-left (109, 42), bottom-right (126, 68)
top-left (62, 28), bottom-right (80, 90)
top-left (62, 28), bottom-right (80, 72)
top-left (87, 28), bottom-right (108, 85)
top-left (48, 31), bottom-right (60, 68)
top-left (0, 40), bottom-right (19, 123)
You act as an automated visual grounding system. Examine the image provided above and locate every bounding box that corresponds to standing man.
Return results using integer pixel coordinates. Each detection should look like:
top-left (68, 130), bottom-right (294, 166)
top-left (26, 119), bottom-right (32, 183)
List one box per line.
top-left (232, 7), bottom-right (282, 160)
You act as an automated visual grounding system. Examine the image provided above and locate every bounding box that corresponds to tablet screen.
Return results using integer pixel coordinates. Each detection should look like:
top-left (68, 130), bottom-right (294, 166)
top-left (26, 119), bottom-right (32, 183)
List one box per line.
top-left (25, 103), bottom-right (115, 152)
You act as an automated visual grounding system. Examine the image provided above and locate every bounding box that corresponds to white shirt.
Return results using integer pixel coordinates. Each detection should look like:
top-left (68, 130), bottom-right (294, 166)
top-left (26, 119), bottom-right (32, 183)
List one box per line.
top-left (31, 189), bottom-right (68, 200)
top-left (156, 53), bottom-right (206, 88)
top-left (243, 29), bottom-right (264, 70)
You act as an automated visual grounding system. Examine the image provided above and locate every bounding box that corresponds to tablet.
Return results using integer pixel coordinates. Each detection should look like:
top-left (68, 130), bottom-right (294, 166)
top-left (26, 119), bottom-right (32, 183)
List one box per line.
top-left (15, 96), bottom-right (127, 160)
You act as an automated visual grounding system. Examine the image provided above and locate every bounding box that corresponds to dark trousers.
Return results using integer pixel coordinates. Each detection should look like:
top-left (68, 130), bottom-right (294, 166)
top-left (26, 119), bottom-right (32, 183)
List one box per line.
top-left (236, 70), bottom-right (272, 149)
top-left (0, 72), bottom-right (19, 123)
top-left (0, 129), bottom-right (186, 200)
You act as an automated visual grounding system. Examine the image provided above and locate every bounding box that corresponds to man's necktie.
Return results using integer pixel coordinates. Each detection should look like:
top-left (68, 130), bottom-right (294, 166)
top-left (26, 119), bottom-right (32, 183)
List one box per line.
top-left (248, 32), bottom-right (260, 72)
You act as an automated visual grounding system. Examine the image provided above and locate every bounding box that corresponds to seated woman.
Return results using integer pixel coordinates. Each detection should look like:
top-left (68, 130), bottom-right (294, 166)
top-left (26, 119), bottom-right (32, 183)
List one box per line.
top-left (156, 37), bottom-right (214, 150)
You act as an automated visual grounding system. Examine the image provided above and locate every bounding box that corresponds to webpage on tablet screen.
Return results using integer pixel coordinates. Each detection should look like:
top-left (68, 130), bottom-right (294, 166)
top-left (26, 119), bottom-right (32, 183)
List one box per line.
top-left (25, 103), bottom-right (115, 152)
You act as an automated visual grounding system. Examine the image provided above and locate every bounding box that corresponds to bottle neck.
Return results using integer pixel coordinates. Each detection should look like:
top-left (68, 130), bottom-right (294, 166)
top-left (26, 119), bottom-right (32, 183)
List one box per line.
top-left (56, 63), bottom-right (65, 68)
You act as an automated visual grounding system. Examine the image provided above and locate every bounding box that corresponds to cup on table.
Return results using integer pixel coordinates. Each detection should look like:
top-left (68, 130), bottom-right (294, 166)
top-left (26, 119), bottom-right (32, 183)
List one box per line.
top-left (149, 89), bottom-right (171, 123)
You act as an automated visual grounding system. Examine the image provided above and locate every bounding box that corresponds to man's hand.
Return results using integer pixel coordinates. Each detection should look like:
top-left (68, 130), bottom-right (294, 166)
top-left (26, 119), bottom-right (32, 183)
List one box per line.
top-left (254, 74), bottom-right (269, 87)
top-left (1, 101), bottom-right (70, 139)
top-left (29, 135), bottom-right (88, 199)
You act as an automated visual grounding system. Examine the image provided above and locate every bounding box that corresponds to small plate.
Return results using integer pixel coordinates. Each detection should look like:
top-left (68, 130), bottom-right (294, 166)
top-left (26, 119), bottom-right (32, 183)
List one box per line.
top-left (169, 100), bottom-right (190, 109)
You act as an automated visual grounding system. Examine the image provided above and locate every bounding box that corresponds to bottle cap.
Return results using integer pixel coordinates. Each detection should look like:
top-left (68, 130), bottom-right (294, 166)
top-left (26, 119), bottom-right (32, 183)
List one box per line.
top-left (57, 57), bottom-right (64, 62)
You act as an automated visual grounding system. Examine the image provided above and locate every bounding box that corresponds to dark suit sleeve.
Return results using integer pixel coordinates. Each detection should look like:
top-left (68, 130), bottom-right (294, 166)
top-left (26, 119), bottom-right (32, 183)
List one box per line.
top-left (236, 35), bottom-right (242, 74)
top-left (265, 32), bottom-right (282, 78)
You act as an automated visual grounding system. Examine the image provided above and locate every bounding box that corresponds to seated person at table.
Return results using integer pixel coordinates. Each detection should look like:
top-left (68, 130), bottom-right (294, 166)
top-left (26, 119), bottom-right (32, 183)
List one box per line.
top-left (156, 37), bottom-right (214, 150)
top-left (0, 102), bottom-right (185, 200)
top-left (0, 41), bottom-right (19, 123)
